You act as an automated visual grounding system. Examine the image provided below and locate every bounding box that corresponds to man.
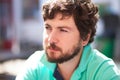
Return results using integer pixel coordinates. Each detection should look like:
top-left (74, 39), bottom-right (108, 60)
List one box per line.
top-left (16, 0), bottom-right (120, 80)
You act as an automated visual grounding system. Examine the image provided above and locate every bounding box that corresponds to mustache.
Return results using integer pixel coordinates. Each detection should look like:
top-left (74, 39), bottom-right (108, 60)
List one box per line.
top-left (46, 43), bottom-right (61, 51)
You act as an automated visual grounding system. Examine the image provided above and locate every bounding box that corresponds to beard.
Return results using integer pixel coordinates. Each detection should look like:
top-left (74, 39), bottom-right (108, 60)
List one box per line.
top-left (44, 40), bottom-right (82, 64)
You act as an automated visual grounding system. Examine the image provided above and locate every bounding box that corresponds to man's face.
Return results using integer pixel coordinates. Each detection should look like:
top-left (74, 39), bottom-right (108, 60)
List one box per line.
top-left (43, 14), bottom-right (84, 63)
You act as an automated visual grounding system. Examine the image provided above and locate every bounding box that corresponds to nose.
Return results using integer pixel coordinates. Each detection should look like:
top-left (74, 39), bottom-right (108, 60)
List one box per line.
top-left (48, 31), bottom-right (59, 44)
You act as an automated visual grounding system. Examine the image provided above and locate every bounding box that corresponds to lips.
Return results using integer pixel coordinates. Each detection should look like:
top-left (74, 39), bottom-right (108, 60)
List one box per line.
top-left (46, 43), bottom-right (62, 52)
top-left (48, 47), bottom-right (59, 52)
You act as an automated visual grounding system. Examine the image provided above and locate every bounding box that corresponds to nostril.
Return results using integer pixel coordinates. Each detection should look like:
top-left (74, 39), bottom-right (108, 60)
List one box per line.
top-left (50, 42), bottom-right (56, 49)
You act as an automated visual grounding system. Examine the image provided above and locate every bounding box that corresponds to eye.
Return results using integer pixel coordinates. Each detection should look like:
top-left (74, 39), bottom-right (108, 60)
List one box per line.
top-left (45, 25), bottom-right (52, 30)
top-left (45, 26), bottom-right (49, 30)
top-left (44, 25), bottom-right (52, 34)
top-left (60, 28), bottom-right (68, 32)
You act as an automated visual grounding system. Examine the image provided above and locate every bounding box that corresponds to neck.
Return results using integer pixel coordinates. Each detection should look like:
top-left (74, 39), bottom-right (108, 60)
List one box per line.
top-left (57, 48), bottom-right (83, 80)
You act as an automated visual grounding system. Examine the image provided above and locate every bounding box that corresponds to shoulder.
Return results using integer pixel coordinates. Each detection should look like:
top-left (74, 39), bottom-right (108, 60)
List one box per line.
top-left (24, 50), bottom-right (47, 71)
top-left (87, 49), bottom-right (120, 79)
top-left (16, 50), bottom-right (50, 80)
top-left (91, 49), bottom-right (111, 62)
top-left (27, 50), bottom-right (45, 63)
top-left (89, 49), bottom-right (117, 71)
top-left (19, 50), bottom-right (45, 75)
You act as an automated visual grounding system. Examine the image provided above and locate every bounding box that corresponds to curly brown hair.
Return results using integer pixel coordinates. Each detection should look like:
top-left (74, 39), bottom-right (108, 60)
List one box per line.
top-left (42, 0), bottom-right (99, 43)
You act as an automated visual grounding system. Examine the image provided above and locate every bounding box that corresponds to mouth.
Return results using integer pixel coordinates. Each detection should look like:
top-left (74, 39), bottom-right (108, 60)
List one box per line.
top-left (46, 43), bottom-right (61, 53)
top-left (47, 47), bottom-right (59, 52)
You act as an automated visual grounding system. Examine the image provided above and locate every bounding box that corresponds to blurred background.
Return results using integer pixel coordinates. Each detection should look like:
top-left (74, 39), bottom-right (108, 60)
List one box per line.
top-left (0, 0), bottom-right (120, 80)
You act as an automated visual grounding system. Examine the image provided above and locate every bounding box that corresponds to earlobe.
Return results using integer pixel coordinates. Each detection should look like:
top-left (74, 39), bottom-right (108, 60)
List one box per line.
top-left (82, 33), bottom-right (91, 46)
top-left (82, 41), bottom-right (88, 46)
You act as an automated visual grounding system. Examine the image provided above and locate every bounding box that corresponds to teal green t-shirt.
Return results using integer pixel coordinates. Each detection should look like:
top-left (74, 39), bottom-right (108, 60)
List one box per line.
top-left (16, 45), bottom-right (120, 80)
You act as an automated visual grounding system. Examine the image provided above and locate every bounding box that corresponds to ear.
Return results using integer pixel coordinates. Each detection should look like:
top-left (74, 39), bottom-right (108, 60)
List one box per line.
top-left (82, 33), bottom-right (91, 46)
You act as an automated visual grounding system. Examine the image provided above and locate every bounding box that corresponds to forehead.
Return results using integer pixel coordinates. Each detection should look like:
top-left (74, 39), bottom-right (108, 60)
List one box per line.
top-left (44, 13), bottom-right (76, 28)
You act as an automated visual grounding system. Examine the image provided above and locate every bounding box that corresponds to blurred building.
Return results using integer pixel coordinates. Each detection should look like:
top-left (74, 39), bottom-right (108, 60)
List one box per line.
top-left (0, 0), bottom-right (13, 51)
top-left (0, 0), bottom-right (44, 54)
top-left (93, 0), bottom-right (120, 60)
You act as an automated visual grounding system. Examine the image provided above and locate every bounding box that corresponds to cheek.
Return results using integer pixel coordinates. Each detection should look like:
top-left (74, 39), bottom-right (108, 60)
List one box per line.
top-left (61, 38), bottom-right (74, 48)
top-left (65, 36), bottom-right (79, 44)
top-left (43, 35), bottom-right (48, 46)
top-left (63, 36), bottom-right (80, 48)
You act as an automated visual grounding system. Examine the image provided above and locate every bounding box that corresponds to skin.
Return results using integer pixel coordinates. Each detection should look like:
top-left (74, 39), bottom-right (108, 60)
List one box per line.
top-left (43, 13), bottom-right (90, 80)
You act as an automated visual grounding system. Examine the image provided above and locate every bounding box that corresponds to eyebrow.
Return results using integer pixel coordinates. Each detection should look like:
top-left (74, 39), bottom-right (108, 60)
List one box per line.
top-left (45, 23), bottom-right (72, 29)
top-left (57, 26), bottom-right (72, 31)
top-left (45, 23), bottom-right (51, 27)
